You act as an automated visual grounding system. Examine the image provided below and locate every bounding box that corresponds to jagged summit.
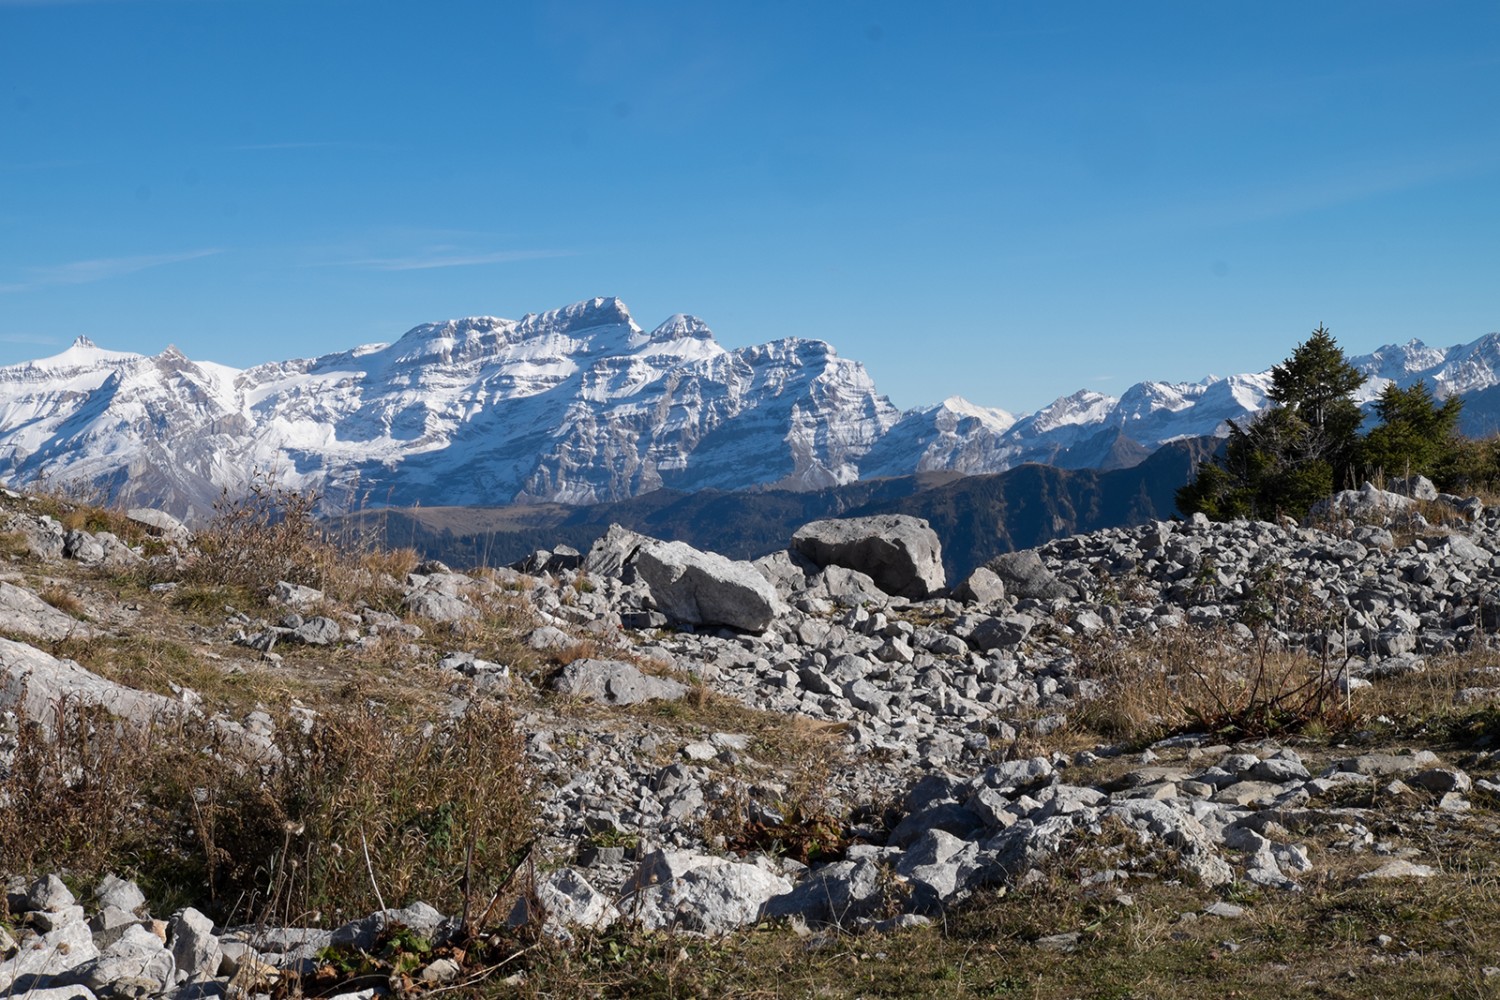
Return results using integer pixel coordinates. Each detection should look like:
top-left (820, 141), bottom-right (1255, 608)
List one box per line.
top-left (518, 295), bottom-right (637, 333)
top-left (648, 314), bottom-right (715, 342)
top-left (3, 337), bottom-right (142, 377)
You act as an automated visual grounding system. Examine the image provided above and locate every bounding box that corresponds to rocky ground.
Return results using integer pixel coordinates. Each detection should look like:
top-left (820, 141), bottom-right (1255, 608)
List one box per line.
top-left (3, 479), bottom-right (1500, 998)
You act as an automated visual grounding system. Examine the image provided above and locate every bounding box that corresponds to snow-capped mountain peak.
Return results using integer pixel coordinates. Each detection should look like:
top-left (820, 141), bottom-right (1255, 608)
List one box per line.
top-left (2, 301), bottom-right (1498, 521)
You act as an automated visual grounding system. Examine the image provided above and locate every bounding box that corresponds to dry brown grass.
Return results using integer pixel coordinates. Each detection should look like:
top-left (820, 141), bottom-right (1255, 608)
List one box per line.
top-left (38, 584), bottom-right (86, 618)
top-left (0, 529), bottom-right (31, 561)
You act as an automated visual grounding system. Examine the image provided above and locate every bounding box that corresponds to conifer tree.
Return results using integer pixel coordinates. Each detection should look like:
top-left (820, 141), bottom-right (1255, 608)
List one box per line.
top-left (1359, 378), bottom-right (1463, 482)
top-left (1178, 324), bottom-right (1364, 521)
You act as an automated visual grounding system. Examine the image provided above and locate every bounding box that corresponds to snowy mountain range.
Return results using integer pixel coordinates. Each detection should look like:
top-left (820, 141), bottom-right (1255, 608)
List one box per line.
top-left (0, 296), bottom-right (1495, 520)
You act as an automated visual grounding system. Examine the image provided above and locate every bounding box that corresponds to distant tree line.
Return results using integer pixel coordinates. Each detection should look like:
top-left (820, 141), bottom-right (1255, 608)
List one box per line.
top-left (1177, 324), bottom-right (1500, 521)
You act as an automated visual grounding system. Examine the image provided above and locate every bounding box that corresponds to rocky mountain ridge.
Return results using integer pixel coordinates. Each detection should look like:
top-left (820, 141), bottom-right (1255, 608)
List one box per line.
top-left (3, 297), bottom-right (1495, 520)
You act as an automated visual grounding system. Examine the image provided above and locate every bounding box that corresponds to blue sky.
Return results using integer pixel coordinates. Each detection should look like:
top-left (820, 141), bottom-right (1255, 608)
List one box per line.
top-left (1, 1), bottom-right (1497, 413)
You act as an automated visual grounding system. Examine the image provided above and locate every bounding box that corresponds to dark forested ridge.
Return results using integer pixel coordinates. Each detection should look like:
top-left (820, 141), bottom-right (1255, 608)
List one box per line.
top-left (342, 437), bottom-right (1219, 581)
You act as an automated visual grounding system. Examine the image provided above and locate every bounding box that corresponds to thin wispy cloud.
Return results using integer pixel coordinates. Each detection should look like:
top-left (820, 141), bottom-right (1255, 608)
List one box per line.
top-left (0, 333), bottom-right (61, 346)
top-left (0, 249), bottom-right (222, 293)
top-left (228, 141), bottom-right (376, 152)
top-left (332, 249), bottom-right (574, 272)
top-left (1187, 151), bottom-right (1500, 232)
top-left (0, 159), bottom-right (87, 171)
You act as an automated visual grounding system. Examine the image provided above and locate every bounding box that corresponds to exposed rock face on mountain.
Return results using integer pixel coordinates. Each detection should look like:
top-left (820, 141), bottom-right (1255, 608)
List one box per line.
top-left (0, 299), bottom-right (1496, 520)
top-left (0, 299), bottom-right (900, 518)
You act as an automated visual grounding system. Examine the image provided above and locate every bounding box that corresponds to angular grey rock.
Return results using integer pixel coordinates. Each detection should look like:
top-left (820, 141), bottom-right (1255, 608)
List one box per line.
top-left (583, 524), bottom-right (650, 580)
top-left (753, 549), bottom-right (818, 597)
top-left (126, 507), bottom-right (192, 543)
top-left (792, 514), bottom-right (946, 599)
top-left (3, 513), bottom-right (66, 561)
top-left (955, 566), bottom-right (1006, 605)
top-left (420, 957), bottom-right (463, 984)
top-left (76, 923), bottom-right (175, 994)
top-left (887, 802), bottom-right (986, 850)
top-left (330, 902), bottom-right (445, 952)
top-left (984, 550), bottom-right (1075, 600)
top-left (1388, 475), bottom-right (1439, 500)
top-left (292, 616), bottom-right (341, 646)
top-left (553, 658), bottom-right (687, 705)
top-left (1247, 757), bottom-right (1310, 783)
top-left (526, 625), bottom-right (573, 650)
top-left (983, 756), bottom-right (1054, 794)
top-left (27, 874), bottom-right (76, 912)
top-left (273, 580), bottom-right (324, 607)
top-left (896, 828), bottom-right (982, 913)
top-left (814, 565), bottom-right (890, 607)
top-left (1307, 482), bottom-right (1413, 521)
top-left (1, 638), bottom-right (179, 733)
top-left (87, 907), bottom-right (143, 952)
top-left (63, 529), bottom-right (106, 565)
top-left (1105, 799), bottom-right (1233, 887)
top-left (1412, 767), bottom-right (1472, 794)
top-left (1329, 751), bottom-right (1438, 777)
top-left (402, 589), bottom-right (475, 623)
top-left (1359, 860), bottom-right (1436, 880)
top-left (0, 915), bottom-right (99, 992)
top-left (1434, 534), bottom-right (1488, 564)
top-left (7, 988), bottom-right (98, 1000)
top-left (766, 858), bottom-right (891, 927)
top-left (93, 875), bottom-right (146, 915)
top-left (167, 908), bottom-right (221, 985)
top-left (965, 614), bottom-right (1034, 652)
top-left (633, 540), bottom-right (782, 632)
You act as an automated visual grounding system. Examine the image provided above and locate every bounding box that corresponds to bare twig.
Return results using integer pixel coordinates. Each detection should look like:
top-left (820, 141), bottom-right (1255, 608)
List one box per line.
top-left (360, 827), bottom-right (386, 913)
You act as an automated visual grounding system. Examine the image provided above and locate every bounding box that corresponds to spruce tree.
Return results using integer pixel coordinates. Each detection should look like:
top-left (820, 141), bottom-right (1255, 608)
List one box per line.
top-left (1359, 378), bottom-right (1463, 482)
top-left (1178, 324), bottom-right (1365, 521)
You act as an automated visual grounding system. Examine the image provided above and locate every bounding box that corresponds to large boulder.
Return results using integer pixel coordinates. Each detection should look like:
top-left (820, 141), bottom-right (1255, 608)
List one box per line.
top-left (1306, 482), bottom-right (1414, 522)
top-left (791, 515), bottom-right (946, 600)
top-left (633, 540), bottom-right (782, 633)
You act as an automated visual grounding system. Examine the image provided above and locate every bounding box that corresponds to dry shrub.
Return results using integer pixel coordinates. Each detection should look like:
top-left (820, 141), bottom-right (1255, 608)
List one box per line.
top-left (189, 475), bottom-right (330, 592)
top-left (550, 639), bottom-right (600, 667)
top-left (0, 697), bottom-right (534, 925)
top-left (0, 701), bottom-right (162, 880)
top-left (356, 545), bottom-right (420, 586)
top-left (254, 700), bottom-right (534, 926)
top-left (186, 474), bottom-right (412, 611)
top-left (24, 475), bottom-right (154, 546)
top-left (1072, 624), bottom-right (1355, 743)
top-left (709, 718), bottom-right (851, 865)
